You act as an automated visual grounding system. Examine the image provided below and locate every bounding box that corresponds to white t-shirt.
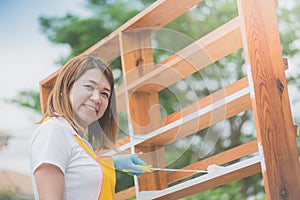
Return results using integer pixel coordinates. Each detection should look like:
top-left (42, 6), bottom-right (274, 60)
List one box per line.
top-left (30, 117), bottom-right (103, 200)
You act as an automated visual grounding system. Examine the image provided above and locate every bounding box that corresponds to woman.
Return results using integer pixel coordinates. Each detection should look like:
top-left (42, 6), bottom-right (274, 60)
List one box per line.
top-left (30, 55), bottom-right (147, 200)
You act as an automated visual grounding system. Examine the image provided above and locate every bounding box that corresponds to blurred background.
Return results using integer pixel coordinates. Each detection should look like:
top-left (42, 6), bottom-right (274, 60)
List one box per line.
top-left (0, 0), bottom-right (299, 199)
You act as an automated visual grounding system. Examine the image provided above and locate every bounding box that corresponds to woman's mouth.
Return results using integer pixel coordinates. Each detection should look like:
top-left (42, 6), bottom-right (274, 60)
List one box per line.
top-left (83, 104), bottom-right (98, 114)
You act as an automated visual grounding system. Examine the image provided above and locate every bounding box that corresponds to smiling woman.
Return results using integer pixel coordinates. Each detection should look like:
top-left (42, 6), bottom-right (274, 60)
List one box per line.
top-left (0, 0), bottom-right (89, 176)
top-left (69, 68), bottom-right (111, 133)
top-left (42, 55), bottom-right (117, 148)
top-left (30, 54), bottom-right (148, 200)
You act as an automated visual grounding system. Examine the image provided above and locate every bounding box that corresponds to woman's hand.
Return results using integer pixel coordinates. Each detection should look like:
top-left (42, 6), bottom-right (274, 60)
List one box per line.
top-left (112, 154), bottom-right (149, 176)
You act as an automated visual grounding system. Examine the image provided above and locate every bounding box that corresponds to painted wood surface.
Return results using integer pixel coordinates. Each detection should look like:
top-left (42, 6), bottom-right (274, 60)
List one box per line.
top-left (238, 0), bottom-right (300, 199)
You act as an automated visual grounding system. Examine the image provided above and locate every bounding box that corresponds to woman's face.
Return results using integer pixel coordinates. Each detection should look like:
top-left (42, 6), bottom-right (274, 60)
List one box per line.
top-left (69, 68), bottom-right (111, 129)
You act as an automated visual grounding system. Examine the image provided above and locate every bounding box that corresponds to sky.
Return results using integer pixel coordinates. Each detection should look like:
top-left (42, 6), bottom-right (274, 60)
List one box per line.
top-left (0, 0), bottom-right (299, 176)
top-left (0, 0), bottom-right (89, 174)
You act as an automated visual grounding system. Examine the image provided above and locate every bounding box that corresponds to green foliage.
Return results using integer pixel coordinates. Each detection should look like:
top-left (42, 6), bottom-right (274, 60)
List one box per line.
top-left (8, 90), bottom-right (41, 113)
top-left (10, 0), bottom-right (300, 198)
top-left (0, 189), bottom-right (17, 200)
top-left (38, 0), bottom-right (155, 65)
top-left (182, 181), bottom-right (244, 200)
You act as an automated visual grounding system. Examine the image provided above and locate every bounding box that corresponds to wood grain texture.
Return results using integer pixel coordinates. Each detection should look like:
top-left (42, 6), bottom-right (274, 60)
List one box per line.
top-left (115, 140), bottom-right (258, 200)
top-left (37, 0), bottom-right (300, 198)
top-left (39, 70), bottom-right (59, 114)
top-left (119, 30), bottom-right (168, 191)
top-left (238, 0), bottom-right (300, 199)
top-left (139, 77), bottom-right (251, 146)
top-left (167, 140), bottom-right (258, 184)
top-left (115, 187), bottom-right (135, 200)
top-left (115, 17), bottom-right (242, 112)
top-left (84, 0), bottom-right (205, 62)
top-left (154, 161), bottom-right (261, 200)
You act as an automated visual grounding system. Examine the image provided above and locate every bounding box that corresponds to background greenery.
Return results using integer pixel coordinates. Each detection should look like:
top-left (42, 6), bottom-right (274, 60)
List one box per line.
top-left (10, 0), bottom-right (300, 199)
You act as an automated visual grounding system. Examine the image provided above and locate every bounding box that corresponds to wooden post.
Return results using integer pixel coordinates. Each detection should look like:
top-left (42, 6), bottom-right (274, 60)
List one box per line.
top-left (237, 0), bottom-right (300, 199)
top-left (39, 70), bottom-right (59, 114)
top-left (119, 29), bottom-right (168, 191)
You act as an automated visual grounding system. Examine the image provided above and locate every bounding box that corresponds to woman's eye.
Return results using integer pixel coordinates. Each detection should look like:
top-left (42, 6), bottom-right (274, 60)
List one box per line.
top-left (102, 92), bottom-right (110, 98)
top-left (84, 84), bottom-right (94, 90)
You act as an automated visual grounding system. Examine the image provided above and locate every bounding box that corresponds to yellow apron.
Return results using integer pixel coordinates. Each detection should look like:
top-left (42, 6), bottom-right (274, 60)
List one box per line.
top-left (73, 134), bottom-right (116, 200)
top-left (42, 117), bottom-right (116, 200)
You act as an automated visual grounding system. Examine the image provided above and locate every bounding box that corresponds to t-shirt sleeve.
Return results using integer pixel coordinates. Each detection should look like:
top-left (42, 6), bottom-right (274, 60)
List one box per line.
top-left (30, 121), bottom-right (72, 174)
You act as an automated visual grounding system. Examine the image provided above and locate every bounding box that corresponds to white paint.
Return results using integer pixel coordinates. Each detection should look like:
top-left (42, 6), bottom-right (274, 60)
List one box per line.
top-left (257, 141), bottom-right (266, 173)
top-left (138, 156), bottom-right (261, 200)
top-left (246, 64), bottom-right (255, 99)
top-left (117, 86), bottom-right (250, 152)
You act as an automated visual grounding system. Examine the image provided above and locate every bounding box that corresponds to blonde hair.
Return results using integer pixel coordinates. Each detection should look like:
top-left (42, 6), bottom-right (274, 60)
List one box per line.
top-left (42, 54), bottom-right (118, 150)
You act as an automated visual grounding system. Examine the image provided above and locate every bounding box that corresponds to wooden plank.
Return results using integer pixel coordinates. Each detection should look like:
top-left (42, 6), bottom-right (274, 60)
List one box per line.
top-left (294, 125), bottom-right (299, 137)
top-left (112, 58), bottom-right (290, 149)
top-left (135, 145), bottom-right (168, 191)
top-left (115, 140), bottom-right (258, 200)
top-left (138, 77), bottom-right (251, 146)
top-left (115, 84), bottom-right (126, 113)
top-left (39, 69), bottom-right (59, 87)
top-left (119, 30), bottom-right (168, 191)
top-left (83, 34), bottom-right (120, 64)
top-left (126, 17), bottom-right (242, 92)
top-left (115, 187), bottom-right (135, 200)
top-left (156, 159), bottom-right (261, 199)
top-left (41, 15), bottom-right (254, 114)
top-left (283, 58), bottom-right (288, 70)
top-left (167, 140), bottom-right (258, 184)
top-left (114, 78), bottom-right (251, 152)
top-left (39, 85), bottom-right (51, 115)
top-left (120, 30), bottom-right (157, 84)
top-left (139, 156), bottom-right (261, 199)
top-left (39, 0), bottom-right (209, 112)
top-left (120, 0), bottom-right (205, 31)
top-left (39, 70), bottom-right (59, 114)
top-left (40, 17), bottom-right (242, 113)
top-left (115, 17), bottom-right (243, 113)
top-left (84, 0), bottom-right (205, 62)
top-left (115, 77), bottom-right (251, 151)
top-left (237, 0), bottom-right (300, 199)
top-left (40, 55), bottom-right (289, 119)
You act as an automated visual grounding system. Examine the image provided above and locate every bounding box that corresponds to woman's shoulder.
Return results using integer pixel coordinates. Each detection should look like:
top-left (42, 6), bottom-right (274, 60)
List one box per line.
top-left (31, 117), bottom-right (75, 145)
top-left (40, 117), bottom-right (73, 129)
top-left (35, 117), bottom-right (75, 137)
top-left (38, 117), bottom-right (65, 130)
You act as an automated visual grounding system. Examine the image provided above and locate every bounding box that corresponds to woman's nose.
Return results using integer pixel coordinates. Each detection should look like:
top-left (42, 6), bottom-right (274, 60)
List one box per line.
top-left (90, 90), bottom-right (101, 103)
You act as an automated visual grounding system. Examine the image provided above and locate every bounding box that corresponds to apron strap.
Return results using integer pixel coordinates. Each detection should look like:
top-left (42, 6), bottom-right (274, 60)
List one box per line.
top-left (73, 134), bottom-right (116, 200)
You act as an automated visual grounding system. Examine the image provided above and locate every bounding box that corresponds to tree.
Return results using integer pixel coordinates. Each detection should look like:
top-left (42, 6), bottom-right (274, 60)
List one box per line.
top-left (10, 0), bottom-right (300, 199)
top-left (0, 189), bottom-right (17, 200)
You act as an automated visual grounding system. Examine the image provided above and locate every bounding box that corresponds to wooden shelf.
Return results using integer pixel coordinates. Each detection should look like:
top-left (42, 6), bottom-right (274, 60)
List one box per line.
top-left (39, 0), bottom-right (300, 199)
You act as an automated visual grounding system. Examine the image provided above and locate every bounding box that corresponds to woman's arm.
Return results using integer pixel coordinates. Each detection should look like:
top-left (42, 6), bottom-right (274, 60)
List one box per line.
top-left (34, 163), bottom-right (64, 200)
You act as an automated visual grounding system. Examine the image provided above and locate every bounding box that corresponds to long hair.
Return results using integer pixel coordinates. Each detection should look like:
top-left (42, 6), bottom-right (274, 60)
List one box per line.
top-left (42, 54), bottom-right (118, 150)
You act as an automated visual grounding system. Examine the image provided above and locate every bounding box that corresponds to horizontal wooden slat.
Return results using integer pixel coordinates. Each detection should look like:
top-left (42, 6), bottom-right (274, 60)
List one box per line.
top-left (115, 187), bottom-right (135, 200)
top-left (115, 17), bottom-right (242, 112)
top-left (115, 140), bottom-right (258, 199)
top-left (139, 156), bottom-right (261, 199)
top-left (39, 0), bottom-right (208, 111)
top-left (120, 0), bottom-right (205, 31)
top-left (39, 70), bottom-right (60, 88)
top-left (116, 77), bottom-right (251, 150)
top-left (114, 50), bottom-right (284, 149)
top-left (167, 140), bottom-right (258, 183)
top-left (113, 78), bottom-right (251, 153)
top-left (157, 160), bottom-right (261, 199)
top-left (84, 0), bottom-right (205, 61)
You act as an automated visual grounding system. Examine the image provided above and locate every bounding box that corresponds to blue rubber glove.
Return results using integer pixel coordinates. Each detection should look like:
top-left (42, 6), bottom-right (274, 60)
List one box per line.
top-left (112, 154), bottom-right (147, 176)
